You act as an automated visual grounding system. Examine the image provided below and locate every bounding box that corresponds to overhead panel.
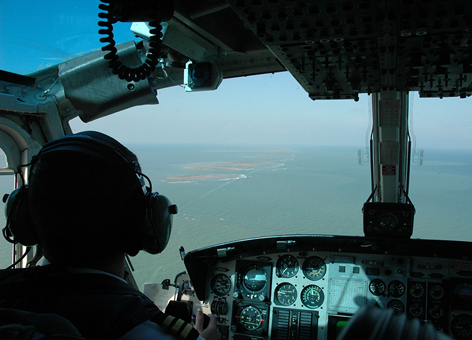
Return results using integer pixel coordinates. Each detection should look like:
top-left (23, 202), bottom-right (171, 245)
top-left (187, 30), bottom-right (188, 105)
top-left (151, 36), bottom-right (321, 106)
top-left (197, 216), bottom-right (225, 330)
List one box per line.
top-left (224, 0), bottom-right (472, 99)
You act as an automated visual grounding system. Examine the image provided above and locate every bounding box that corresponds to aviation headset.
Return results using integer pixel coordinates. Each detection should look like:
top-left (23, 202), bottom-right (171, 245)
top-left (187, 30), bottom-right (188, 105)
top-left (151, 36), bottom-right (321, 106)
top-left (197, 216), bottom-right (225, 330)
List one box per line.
top-left (2, 131), bottom-right (177, 255)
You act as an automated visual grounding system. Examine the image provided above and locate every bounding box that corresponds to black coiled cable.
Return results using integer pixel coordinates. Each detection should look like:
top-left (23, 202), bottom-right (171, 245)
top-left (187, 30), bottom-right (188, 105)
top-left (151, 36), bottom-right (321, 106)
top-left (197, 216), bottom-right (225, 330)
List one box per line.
top-left (98, 0), bottom-right (163, 82)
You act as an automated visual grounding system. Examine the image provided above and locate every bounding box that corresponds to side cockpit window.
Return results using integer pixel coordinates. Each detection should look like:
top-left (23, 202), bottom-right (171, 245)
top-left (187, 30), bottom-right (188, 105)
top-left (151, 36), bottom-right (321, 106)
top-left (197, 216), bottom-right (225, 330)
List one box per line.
top-left (0, 149), bottom-right (14, 268)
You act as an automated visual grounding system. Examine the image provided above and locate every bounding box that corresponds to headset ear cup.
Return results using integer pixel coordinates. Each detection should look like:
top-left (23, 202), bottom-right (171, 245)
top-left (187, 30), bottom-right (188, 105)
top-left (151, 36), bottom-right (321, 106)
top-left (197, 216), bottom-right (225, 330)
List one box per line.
top-left (142, 193), bottom-right (177, 254)
top-left (4, 186), bottom-right (37, 246)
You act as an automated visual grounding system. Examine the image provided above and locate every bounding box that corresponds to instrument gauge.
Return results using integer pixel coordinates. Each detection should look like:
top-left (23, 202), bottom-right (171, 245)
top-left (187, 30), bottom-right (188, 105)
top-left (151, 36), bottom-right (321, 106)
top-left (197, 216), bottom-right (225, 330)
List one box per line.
top-left (211, 273), bottom-right (231, 296)
top-left (302, 256), bottom-right (326, 281)
top-left (387, 299), bottom-right (404, 315)
top-left (454, 283), bottom-right (472, 300)
top-left (276, 254), bottom-right (299, 278)
top-left (409, 302), bottom-right (424, 317)
top-left (369, 279), bottom-right (386, 296)
top-left (300, 285), bottom-right (324, 309)
top-left (275, 283), bottom-right (297, 306)
top-left (428, 303), bottom-right (444, 319)
top-left (379, 213), bottom-right (397, 231)
top-left (451, 314), bottom-right (472, 340)
top-left (238, 306), bottom-right (263, 331)
top-left (429, 284), bottom-right (445, 300)
top-left (409, 282), bottom-right (425, 298)
top-left (388, 280), bottom-right (405, 297)
top-left (243, 266), bottom-right (268, 292)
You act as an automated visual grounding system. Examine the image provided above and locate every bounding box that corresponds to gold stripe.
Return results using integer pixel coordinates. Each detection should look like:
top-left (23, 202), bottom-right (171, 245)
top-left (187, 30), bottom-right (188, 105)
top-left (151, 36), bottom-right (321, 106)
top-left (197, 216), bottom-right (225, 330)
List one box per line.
top-left (180, 324), bottom-right (193, 339)
top-left (172, 319), bottom-right (185, 333)
top-left (163, 315), bottom-right (175, 328)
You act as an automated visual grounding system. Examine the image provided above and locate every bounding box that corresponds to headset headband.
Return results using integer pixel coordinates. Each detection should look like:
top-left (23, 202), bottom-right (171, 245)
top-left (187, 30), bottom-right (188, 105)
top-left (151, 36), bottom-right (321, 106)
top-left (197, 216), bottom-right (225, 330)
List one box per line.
top-left (31, 131), bottom-right (147, 192)
top-left (37, 131), bottom-right (138, 167)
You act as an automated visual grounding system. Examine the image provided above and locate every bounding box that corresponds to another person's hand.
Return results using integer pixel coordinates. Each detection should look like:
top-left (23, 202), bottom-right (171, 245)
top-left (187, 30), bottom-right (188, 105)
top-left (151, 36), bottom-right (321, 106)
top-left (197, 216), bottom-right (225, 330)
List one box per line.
top-left (194, 310), bottom-right (222, 340)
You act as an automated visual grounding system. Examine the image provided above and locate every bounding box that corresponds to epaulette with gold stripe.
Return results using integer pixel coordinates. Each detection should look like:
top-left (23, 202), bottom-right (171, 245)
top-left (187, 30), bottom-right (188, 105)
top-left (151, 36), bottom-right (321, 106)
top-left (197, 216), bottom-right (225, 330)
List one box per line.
top-left (151, 311), bottom-right (200, 340)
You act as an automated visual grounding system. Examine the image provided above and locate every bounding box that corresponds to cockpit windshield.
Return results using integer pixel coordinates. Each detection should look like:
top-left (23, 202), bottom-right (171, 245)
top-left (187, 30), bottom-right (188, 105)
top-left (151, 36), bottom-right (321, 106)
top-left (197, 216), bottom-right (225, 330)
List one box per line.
top-left (0, 0), bottom-right (471, 291)
top-left (0, 1), bottom-right (136, 75)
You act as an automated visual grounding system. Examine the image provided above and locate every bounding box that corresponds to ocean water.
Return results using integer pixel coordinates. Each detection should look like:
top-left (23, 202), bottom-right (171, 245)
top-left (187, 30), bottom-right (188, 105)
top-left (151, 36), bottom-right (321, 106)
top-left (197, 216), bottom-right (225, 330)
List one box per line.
top-left (1, 145), bottom-right (471, 290)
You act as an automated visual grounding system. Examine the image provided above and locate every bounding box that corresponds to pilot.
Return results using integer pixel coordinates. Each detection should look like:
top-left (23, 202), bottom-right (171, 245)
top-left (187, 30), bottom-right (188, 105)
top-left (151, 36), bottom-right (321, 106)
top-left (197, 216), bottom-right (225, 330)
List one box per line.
top-left (0, 131), bottom-right (221, 340)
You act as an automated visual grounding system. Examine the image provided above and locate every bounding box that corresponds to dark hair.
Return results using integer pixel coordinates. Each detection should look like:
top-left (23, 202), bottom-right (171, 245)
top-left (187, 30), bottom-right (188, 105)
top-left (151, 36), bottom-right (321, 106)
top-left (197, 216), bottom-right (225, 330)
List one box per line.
top-left (27, 151), bottom-right (146, 266)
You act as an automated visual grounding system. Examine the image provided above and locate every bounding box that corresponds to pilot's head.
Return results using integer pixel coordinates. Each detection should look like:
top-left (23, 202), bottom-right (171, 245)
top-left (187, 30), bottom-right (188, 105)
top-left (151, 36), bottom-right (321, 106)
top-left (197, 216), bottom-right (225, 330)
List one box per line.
top-left (5, 131), bottom-right (175, 268)
top-left (27, 131), bottom-right (148, 267)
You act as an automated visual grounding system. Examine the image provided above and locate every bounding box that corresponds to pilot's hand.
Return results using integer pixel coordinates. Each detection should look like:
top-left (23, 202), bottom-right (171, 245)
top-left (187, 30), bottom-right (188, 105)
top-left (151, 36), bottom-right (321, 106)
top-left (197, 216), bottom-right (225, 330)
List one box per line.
top-left (194, 310), bottom-right (222, 340)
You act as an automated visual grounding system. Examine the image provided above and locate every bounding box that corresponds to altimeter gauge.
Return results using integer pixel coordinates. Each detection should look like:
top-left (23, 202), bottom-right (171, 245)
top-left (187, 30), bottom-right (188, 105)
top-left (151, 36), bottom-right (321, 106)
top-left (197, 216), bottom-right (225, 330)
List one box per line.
top-left (302, 256), bottom-right (326, 281)
top-left (275, 283), bottom-right (297, 306)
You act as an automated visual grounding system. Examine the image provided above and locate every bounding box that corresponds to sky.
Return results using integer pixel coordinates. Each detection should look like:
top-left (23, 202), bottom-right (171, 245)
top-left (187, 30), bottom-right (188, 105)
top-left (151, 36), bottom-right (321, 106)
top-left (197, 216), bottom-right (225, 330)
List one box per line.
top-left (0, 1), bottom-right (471, 150)
top-left (66, 73), bottom-right (472, 149)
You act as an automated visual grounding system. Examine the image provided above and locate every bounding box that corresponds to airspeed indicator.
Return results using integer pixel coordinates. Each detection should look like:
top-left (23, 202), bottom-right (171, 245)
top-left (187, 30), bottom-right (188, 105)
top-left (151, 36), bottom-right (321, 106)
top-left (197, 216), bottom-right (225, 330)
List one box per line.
top-left (276, 254), bottom-right (299, 278)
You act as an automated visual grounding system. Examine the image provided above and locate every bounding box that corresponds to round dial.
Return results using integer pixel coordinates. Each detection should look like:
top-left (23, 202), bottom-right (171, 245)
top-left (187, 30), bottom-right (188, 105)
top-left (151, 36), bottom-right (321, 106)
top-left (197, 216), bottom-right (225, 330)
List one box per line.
top-left (429, 284), bottom-right (445, 300)
top-left (369, 279), bottom-right (386, 296)
top-left (429, 303), bottom-right (444, 319)
top-left (388, 280), bottom-right (405, 297)
top-left (454, 283), bottom-right (472, 300)
top-left (302, 256), bottom-right (326, 281)
top-left (243, 266), bottom-right (267, 292)
top-left (451, 314), bottom-right (472, 340)
top-left (276, 254), bottom-right (299, 278)
top-left (409, 302), bottom-right (424, 317)
top-left (409, 282), bottom-right (425, 298)
top-left (275, 283), bottom-right (297, 306)
top-left (239, 306), bottom-right (263, 331)
top-left (300, 285), bottom-right (324, 309)
top-left (379, 213), bottom-right (397, 231)
top-left (211, 273), bottom-right (231, 296)
top-left (387, 299), bottom-right (404, 315)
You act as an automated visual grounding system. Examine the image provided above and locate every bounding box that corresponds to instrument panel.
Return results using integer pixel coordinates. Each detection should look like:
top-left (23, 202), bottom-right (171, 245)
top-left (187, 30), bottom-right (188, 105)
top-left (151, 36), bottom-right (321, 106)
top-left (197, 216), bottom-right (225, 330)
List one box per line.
top-left (181, 235), bottom-right (472, 340)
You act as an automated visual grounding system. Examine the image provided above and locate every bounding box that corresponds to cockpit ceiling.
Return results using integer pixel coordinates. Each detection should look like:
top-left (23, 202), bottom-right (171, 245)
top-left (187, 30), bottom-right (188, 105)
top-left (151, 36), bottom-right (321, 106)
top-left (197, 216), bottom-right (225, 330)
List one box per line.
top-left (173, 0), bottom-right (472, 100)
